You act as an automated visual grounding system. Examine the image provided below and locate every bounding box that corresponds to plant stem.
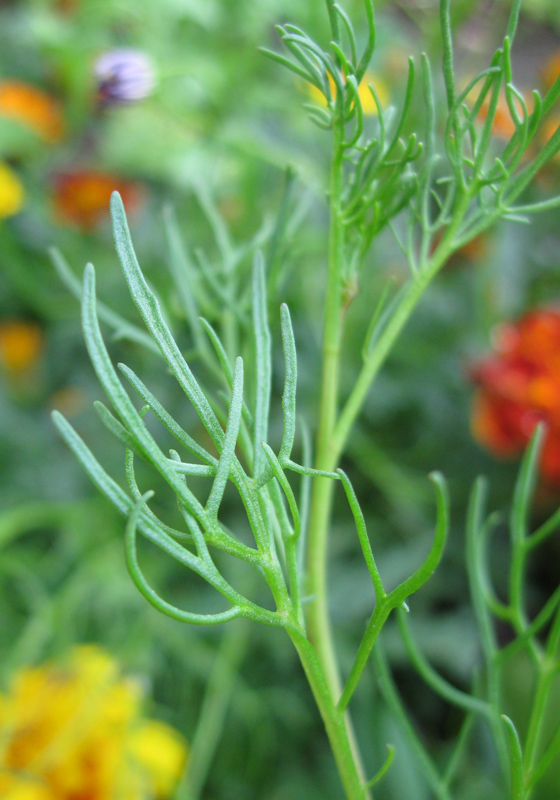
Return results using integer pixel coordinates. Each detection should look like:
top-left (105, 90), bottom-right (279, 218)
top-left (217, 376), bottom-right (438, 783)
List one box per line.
top-left (305, 114), bottom-right (346, 696)
top-left (289, 631), bottom-right (370, 800)
top-left (306, 189), bottom-right (473, 695)
top-left (303, 110), bottom-right (372, 797)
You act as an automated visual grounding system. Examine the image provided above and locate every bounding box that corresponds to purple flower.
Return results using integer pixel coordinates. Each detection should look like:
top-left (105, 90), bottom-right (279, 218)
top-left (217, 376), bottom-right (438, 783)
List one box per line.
top-left (94, 49), bottom-right (155, 103)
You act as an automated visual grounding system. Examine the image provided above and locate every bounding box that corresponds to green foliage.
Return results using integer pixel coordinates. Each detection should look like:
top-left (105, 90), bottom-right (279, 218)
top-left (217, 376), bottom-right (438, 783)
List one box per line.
top-left (4, 0), bottom-right (559, 798)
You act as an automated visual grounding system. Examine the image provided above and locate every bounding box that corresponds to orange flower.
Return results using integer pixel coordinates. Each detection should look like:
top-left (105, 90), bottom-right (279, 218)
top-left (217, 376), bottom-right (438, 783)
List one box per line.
top-left (0, 646), bottom-right (188, 800)
top-left (470, 308), bottom-right (560, 485)
top-left (0, 81), bottom-right (64, 144)
top-left (52, 171), bottom-right (143, 231)
top-left (0, 320), bottom-right (42, 372)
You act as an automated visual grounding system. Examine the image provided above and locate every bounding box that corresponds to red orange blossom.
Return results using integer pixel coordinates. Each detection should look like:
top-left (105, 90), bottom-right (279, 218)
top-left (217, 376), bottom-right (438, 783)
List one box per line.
top-left (470, 307), bottom-right (560, 486)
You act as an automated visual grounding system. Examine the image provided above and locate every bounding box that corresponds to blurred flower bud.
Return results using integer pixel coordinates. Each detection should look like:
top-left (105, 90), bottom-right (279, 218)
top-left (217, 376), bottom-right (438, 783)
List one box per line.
top-left (94, 49), bottom-right (156, 104)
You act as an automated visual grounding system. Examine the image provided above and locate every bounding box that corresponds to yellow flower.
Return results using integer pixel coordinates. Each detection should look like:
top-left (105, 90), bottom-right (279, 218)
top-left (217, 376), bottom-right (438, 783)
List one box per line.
top-left (0, 81), bottom-right (64, 144)
top-left (0, 320), bottom-right (42, 372)
top-left (0, 646), bottom-right (188, 800)
top-left (127, 721), bottom-right (188, 799)
top-left (306, 70), bottom-right (389, 116)
top-left (0, 162), bottom-right (24, 218)
top-left (0, 772), bottom-right (55, 800)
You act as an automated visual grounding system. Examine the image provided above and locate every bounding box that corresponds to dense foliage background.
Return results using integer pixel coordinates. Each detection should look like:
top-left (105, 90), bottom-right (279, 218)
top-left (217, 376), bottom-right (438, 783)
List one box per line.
top-left (2, 0), bottom-right (560, 798)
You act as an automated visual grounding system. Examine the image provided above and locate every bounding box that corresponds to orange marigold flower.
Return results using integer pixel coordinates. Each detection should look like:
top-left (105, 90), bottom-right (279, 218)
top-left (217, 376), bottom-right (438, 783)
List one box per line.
top-left (0, 320), bottom-right (42, 372)
top-left (470, 307), bottom-right (560, 485)
top-left (52, 171), bottom-right (143, 231)
top-left (0, 81), bottom-right (64, 144)
top-left (0, 645), bottom-right (188, 800)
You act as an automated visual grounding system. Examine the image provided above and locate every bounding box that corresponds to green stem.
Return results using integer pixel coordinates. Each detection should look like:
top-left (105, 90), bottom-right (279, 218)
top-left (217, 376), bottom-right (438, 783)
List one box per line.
top-left (290, 632), bottom-right (369, 800)
top-left (332, 190), bottom-right (472, 461)
top-left (324, 0), bottom-right (341, 46)
top-left (305, 117), bottom-right (346, 695)
top-left (304, 116), bottom-right (372, 795)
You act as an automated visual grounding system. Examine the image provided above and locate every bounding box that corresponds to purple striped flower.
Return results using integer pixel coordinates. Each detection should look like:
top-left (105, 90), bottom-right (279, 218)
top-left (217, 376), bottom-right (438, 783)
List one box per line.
top-left (94, 49), bottom-right (155, 104)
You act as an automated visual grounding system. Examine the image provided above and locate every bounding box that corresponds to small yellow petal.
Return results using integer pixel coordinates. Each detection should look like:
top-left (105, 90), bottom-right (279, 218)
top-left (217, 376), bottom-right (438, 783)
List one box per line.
top-left (0, 162), bottom-right (24, 218)
top-left (127, 719), bottom-right (188, 798)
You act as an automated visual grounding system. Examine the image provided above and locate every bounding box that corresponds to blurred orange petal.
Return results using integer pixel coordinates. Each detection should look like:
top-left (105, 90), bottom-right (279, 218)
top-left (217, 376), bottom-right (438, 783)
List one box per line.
top-left (0, 81), bottom-right (64, 144)
top-left (0, 320), bottom-right (42, 372)
top-left (52, 171), bottom-right (143, 231)
top-left (470, 307), bottom-right (560, 486)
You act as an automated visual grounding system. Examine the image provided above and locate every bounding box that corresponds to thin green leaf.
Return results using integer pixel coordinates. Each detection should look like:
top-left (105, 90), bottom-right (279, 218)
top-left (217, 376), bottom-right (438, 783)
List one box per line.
top-left (278, 303), bottom-right (297, 463)
top-left (355, 0), bottom-right (375, 84)
top-left (501, 716), bottom-right (525, 800)
top-left (259, 47), bottom-right (322, 89)
top-left (510, 423), bottom-right (544, 546)
top-left (439, 0), bottom-right (455, 110)
top-left (110, 192), bottom-right (224, 449)
top-left (388, 472), bottom-right (449, 606)
top-left (50, 248), bottom-right (158, 354)
top-left (261, 443), bottom-right (300, 541)
top-left (118, 363), bottom-right (217, 467)
top-left (94, 401), bottom-right (142, 455)
top-left (337, 469), bottom-right (385, 602)
top-left (252, 252), bottom-right (272, 481)
top-left (206, 357), bottom-right (244, 518)
top-left (163, 204), bottom-right (209, 357)
top-left (365, 745), bottom-right (395, 790)
top-left (125, 495), bottom-right (241, 625)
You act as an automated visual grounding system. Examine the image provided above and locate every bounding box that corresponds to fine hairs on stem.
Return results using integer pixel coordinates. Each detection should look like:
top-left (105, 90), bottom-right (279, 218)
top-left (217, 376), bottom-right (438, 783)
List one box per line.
top-left (53, 1), bottom-right (560, 798)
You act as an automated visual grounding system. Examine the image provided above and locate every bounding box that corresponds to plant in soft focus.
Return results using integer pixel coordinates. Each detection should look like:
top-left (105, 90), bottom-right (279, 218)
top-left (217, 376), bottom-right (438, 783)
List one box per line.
top-left (52, 171), bottom-right (143, 231)
top-left (52, 0), bottom-right (560, 798)
top-left (471, 307), bottom-right (560, 485)
top-left (0, 645), bottom-right (187, 800)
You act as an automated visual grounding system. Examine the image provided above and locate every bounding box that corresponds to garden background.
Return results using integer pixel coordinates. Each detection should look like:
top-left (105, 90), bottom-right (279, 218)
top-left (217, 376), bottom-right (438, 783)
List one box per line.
top-left (1, 0), bottom-right (560, 798)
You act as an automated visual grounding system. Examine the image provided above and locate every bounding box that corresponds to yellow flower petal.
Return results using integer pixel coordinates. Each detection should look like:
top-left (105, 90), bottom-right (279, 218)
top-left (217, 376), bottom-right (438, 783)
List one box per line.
top-left (0, 772), bottom-right (54, 800)
top-left (127, 720), bottom-right (188, 799)
top-left (0, 646), bottom-right (186, 800)
top-left (0, 162), bottom-right (24, 218)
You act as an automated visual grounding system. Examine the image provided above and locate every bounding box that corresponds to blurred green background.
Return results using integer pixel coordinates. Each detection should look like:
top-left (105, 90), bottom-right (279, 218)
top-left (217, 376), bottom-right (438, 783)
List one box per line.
top-left (2, 0), bottom-right (560, 798)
